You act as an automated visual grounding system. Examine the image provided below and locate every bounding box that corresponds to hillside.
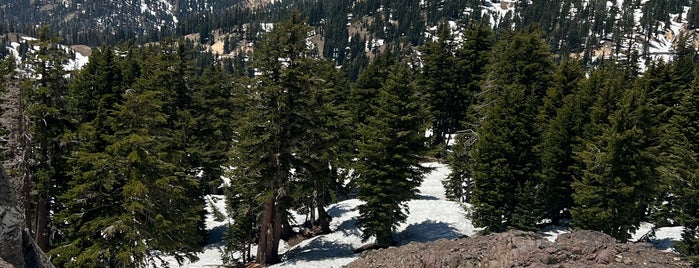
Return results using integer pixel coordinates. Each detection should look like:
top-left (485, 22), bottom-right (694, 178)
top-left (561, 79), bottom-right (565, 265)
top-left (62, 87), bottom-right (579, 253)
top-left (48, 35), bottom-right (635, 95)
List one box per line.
top-left (3, 0), bottom-right (699, 74)
top-left (166, 163), bottom-right (686, 267)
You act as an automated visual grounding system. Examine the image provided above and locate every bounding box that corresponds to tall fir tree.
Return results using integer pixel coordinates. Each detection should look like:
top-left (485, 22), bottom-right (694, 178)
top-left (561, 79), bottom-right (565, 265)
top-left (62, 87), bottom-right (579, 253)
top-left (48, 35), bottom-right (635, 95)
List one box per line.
top-left (227, 13), bottom-right (322, 265)
top-left (664, 74), bottom-right (699, 263)
top-left (443, 19), bottom-right (494, 203)
top-left (25, 25), bottom-right (72, 251)
top-left (354, 62), bottom-right (432, 247)
top-left (535, 59), bottom-right (586, 224)
top-left (571, 74), bottom-right (659, 240)
top-left (52, 46), bottom-right (204, 267)
top-left (470, 27), bottom-right (553, 232)
top-left (419, 24), bottom-right (462, 147)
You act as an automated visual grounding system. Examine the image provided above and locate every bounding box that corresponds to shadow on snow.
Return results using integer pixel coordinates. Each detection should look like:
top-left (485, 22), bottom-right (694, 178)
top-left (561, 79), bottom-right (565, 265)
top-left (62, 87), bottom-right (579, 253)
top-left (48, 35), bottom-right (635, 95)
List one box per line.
top-left (396, 220), bottom-right (462, 244)
top-left (281, 237), bottom-right (356, 263)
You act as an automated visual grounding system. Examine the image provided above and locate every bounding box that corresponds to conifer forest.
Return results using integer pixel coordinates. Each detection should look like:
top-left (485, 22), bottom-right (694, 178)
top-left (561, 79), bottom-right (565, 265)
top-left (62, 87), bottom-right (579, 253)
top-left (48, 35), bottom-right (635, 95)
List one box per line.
top-left (2, 0), bottom-right (699, 267)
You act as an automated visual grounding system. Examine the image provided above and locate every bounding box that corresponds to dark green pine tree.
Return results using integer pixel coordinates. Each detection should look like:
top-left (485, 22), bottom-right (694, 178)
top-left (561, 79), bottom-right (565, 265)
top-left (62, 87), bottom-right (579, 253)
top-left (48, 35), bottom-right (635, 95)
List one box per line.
top-left (355, 62), bottom-right (432, 247)
top-left (470, 27), bottom-right (553, 232)
top-left (25, 25), bottom-right (72, 251)
top-left (419, 24), bottom-right (461, 147)
top-left (52, 47), bottom-right (203, 267)
top-left (50, 46), bottom-right (126, 265)
top-left (665, 76), bottom-right (699, 264)
top-left (443, 19), bottom-right (494, 202)
top-left (226, 13), bottom-right (320, 266)
top-left (571, 81), bottom-right (659, 241)
top-left (637, 60), bottom-right (686, 226)
top-left (536, 59), bottom-right (586, 225)
top-left (293, 59), bottom-right (353, 234)
top-left (189, 64), bottom-right (238, 194)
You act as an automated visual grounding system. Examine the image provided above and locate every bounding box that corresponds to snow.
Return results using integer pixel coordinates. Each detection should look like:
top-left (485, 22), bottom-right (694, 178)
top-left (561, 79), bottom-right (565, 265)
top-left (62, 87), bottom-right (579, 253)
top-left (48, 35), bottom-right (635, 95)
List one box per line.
top-left (63, 48), bottom-right (90, 71)
top-left (167, 163), bottom-right (478, 267)
top-left (167, 163), bottom-right (685, 267)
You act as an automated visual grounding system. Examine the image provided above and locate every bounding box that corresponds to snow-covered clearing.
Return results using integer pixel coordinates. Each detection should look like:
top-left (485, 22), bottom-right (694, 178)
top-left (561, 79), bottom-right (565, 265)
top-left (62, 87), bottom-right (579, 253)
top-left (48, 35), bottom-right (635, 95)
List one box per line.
top-left (167, 163), bottom-right (685, 267)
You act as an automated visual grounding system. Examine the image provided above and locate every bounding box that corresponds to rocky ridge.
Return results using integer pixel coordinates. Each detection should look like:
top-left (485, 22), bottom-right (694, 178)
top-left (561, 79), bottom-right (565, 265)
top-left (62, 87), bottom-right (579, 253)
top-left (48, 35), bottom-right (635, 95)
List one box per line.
top-left (346, 230), bottom-right (691, 268)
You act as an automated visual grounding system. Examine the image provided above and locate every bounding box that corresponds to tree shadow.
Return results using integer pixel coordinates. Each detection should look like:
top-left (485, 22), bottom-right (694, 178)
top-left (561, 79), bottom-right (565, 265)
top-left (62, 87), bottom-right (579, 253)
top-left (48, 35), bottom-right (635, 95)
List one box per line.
top-left (335, 217), bottom-right (362, 237)
top-left (396, 220), bottom-right (462, 245)
top-left (327, 203), bottom-right (354, 218)
top-left (416, 194), bottom-right (440, 200)
top-left (281, 236), bottom-right (356, 263)
top-left (206, 224), bottom-right (228, 246)
top-left (651, 237), bottom-right (677, 251)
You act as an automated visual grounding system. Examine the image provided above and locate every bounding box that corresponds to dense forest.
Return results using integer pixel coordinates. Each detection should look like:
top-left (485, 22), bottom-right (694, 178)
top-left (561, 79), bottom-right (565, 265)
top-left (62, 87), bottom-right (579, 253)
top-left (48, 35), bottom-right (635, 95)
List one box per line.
top-left (2, 0), bottom-right (699, 267)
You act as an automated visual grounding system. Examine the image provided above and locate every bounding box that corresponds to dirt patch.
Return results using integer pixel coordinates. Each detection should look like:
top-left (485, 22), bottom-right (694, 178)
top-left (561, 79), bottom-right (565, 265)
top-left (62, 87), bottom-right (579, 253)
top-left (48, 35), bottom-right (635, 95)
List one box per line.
top-left (70, 45), bottom-right (92, 57)
top-left (345, 230), bottom-right (691, 268)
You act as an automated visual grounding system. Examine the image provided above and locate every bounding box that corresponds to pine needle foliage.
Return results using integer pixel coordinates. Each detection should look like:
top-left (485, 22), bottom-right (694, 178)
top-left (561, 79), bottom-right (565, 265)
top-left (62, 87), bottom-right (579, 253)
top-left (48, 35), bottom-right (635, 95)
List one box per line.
top-left (354, 62), bottom-right (432, 247)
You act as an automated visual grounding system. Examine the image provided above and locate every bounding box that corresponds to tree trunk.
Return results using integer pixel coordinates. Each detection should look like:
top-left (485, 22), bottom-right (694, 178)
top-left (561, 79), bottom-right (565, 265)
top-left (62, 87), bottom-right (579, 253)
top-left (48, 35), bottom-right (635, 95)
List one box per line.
top-left (257, 190), bottom-right (275, 266)
top-left (34, 197), bottom-right (50, 252)
top-left (317, 197), bottom-right (331, 234)
top-left (309, 197), bottom-right (316, 227)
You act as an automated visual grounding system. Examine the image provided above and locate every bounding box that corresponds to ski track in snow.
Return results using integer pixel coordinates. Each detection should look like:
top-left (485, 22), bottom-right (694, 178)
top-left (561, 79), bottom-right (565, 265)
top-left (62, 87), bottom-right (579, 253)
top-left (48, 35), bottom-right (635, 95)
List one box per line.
top-left (168, 163), bottom-right (684, 267)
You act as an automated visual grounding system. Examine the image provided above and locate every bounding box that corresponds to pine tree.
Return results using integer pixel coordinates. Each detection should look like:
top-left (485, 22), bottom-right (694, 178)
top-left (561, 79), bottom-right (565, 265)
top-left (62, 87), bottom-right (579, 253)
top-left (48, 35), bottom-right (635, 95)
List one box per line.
top-left (293, 59), bottom-right (353, 234)
top-left (470, 28), bottom-right (553, 232)
top-left (419, 24), bottom-right (461, 146)
top-left (443, 20), bottom-right (495, 202)
top-left (536, 59), bottom-right (586, 224)
top-left (355, 62), bottom-right (432, 247)
top-left (25, 25), bottom-right (72, 251)
top-left (665, 76), bottom-right (699, 263)
top-left (189, 64), bottom-right (237, 194)
top-left (571, 76), bottom-right (659, 240)
top-left (227, 13), bottom-right (321, 265)
top-left (52, 46), bottom-right (204, 267)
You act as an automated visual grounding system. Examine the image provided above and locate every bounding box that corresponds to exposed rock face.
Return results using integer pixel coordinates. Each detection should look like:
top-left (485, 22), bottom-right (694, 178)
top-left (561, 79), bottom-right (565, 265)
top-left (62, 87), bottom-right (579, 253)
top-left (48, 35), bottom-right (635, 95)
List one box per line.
top-left (345, 230), bottom-right (691, 268)
top-left (0, 167), bottom-right (24, 268)
top-left (0, 166), bottom-right (54, 268)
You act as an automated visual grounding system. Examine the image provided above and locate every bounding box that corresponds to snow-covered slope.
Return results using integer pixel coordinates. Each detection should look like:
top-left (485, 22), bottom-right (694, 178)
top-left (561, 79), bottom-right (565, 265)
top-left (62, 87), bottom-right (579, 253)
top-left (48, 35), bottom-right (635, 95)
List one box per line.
top-left (169, 163), bottom-right (685, 267)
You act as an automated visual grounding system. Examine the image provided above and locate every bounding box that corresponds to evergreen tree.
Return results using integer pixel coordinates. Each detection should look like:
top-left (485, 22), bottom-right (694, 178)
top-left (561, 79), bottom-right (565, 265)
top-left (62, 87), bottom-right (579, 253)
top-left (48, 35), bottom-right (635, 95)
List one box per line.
top-left (293, 59), bottom-right (353, 234)
top-left (664, 75), bottom-right (699, 263)
top-left (419, 24), bottom-right (461, 146)
top-left (227, 13), bottom-right (321, 265)
top-left (571, 76), bottom-right (659, 240)
top-left (443, 20), bottom-right (495, 202)
top-left (470, 28), bottom-right (553, 232)
top-left (355, 62), bottom-right (431, 247)
top-left (25, 25), bottom-right (72, 251)
top-left (52, 46), bottom-right (204, 267)
top-left (536, 59), bottom-right (586, 224)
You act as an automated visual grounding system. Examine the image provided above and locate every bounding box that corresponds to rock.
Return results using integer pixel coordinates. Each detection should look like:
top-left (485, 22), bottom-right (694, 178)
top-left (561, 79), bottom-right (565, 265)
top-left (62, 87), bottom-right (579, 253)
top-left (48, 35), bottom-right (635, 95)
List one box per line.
top-left (344, 230), bottom-right (692, 268)
top-left (0, 259), bottom-right (14, 268)
top-left (0, 165), bottom-right (54, 268)
top-left (0, 167), bottom-right (24, 268)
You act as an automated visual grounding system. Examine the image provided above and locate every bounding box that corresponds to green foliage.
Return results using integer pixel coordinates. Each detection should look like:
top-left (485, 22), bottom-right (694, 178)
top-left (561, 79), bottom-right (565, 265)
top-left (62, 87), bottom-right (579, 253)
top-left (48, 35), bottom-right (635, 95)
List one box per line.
top-left (354, 62), bottom-right (432, 247)
top-left (442, 20), bottom-right (494, 203)
top-left (470, 28), bottom-right (553, 232)
top-left (536, 59), bottom-right (586, 224)
top-left (52, 45), bottom-right (205, 267)
top-left (571, 76), bottom-right (659, 241)
top-left (663, 76), bottom-right (699, 263)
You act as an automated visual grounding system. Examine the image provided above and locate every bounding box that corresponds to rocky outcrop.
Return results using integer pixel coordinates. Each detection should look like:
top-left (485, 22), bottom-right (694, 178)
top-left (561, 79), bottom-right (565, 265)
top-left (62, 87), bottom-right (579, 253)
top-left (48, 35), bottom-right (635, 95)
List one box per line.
top-left (0, 166), bottom-right (24, 268)
top-left (345, 230), bottom-right (691, 268)
top-left (0, 166), bottom-right (54, 268)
